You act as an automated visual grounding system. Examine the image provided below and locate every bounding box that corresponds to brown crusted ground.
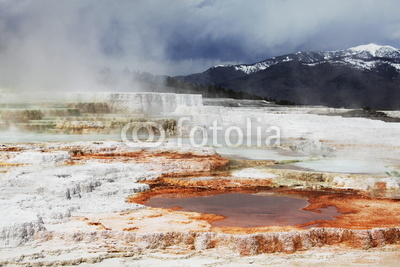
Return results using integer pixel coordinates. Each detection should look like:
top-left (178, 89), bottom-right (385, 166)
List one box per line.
top-left (71, 151), bottom-right (277, 171)
top-left (72, 150), bottom-right (225, 160)
top-left (130, 177), bottom-right (275, 205)
top-left (300, 194), bottom-right (400, 229)
top-left (161, 176), bottom-right (274, 188)
top-left (0, 146), bottom-right (22, 152)
top-left (71, 150), bottom-right (230, 175)
top-left (71, 150), bottom-right (229, 170)
top-left (0, 162), bottom-right (24, 166)
top-left (225, 159), bottom-right (276, 169)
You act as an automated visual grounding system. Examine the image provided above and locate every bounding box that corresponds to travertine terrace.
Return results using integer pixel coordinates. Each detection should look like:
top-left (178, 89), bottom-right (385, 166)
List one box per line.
top-left (0, 92), bottom-right (400, 266)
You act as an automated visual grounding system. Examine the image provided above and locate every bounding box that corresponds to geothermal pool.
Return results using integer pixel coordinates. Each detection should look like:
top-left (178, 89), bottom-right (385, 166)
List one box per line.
top-left (145, 192), bottom-right (342, 228)
top-left (2, 130), bottom-right (396, 175)
top-left (214, 146), bottom-right (308, 161)
top-left (292, 158), bottom-right (394, 174)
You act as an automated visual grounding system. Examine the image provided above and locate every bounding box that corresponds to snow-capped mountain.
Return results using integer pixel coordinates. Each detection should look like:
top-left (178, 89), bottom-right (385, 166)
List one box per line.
top-left (348, 44), bottom-right (400, 58)
top-left (175, 44), bottom-right (400, 109)
top-left (211, 43), bottom-right (400, 75)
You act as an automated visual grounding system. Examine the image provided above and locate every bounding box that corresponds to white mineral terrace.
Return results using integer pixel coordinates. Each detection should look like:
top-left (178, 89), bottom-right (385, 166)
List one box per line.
top-left (0, 91), bottom-right (203, 115)
top-left (0, 92), bottom-right (400, 265)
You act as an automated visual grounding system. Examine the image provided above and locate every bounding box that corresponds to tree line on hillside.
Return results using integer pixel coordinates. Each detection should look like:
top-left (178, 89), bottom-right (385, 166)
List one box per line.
top-left (98, 68), bottom-right (298, 105)
top-left (164, 76), bottom-right (298, 105)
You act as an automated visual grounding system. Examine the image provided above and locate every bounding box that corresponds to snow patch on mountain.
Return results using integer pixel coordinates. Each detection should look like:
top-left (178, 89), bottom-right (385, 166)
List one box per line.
top-left (338, 58), bottom-right (378, 70)
top-left (234, 62), bottom-right (271, 74)
top-left (349, 44), bottom-right (400, 58)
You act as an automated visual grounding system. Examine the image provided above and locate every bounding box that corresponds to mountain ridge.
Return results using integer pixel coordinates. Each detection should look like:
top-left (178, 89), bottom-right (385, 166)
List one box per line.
top-left (175, 44), bottom-right (400, 109)
top-left (209, 43), bottom-right (400, 75)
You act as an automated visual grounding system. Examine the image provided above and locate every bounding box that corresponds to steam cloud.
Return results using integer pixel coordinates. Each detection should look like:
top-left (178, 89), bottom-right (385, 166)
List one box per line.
top-left (0, 0), bottom-right (399, 92)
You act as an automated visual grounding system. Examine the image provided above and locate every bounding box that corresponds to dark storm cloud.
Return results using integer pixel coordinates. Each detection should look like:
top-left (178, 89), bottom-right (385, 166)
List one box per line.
top-left (166, 34), bottom-right (246, 61)
top-left (0, 0), bottom-right (399, 90)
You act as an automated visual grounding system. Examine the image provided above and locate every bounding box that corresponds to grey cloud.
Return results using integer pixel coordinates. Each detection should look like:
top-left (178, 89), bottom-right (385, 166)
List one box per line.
top-left (0, 0), bottom-right (399, 91)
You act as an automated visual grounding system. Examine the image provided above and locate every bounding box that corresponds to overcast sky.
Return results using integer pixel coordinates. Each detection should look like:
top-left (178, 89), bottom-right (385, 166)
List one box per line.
top-left (1, 0), bottom-right (400, 90)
